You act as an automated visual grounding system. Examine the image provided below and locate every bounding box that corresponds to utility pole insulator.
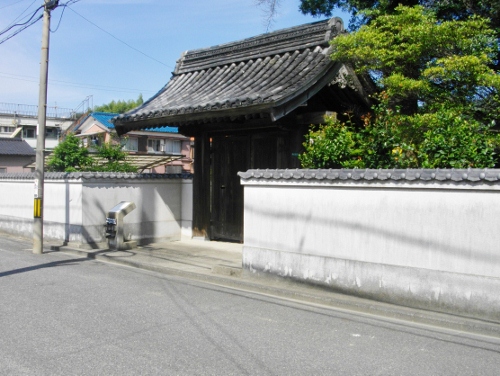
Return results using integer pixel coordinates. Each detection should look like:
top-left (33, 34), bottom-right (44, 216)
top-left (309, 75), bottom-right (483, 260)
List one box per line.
top-left (45, 1), bottom-right (59, 10)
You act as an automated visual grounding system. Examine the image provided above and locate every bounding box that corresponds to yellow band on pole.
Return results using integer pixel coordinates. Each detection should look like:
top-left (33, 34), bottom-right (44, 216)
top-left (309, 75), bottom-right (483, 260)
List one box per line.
top-left (34, 198), bottom-right (42, 218)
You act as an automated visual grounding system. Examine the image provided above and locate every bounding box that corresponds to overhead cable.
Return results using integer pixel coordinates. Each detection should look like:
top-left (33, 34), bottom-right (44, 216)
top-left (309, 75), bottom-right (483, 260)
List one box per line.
top-left (65, 6), bottom-right (172, 68)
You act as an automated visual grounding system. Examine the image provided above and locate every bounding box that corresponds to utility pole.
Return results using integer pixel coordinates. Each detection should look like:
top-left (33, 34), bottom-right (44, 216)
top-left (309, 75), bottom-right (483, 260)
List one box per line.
top-left (33, 0), bottom-right (59, 254)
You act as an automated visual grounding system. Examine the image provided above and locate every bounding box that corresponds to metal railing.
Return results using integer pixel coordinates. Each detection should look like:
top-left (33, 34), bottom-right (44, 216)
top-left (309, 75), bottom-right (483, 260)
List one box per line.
top-left (0, 102), bottom-right (76, 119)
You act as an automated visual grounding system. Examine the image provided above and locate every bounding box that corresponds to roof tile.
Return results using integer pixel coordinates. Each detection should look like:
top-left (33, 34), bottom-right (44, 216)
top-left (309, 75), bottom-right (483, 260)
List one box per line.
top-left (238, 169), bottom-right (500, 184)
top-left (0, 138), bottom-right (35, 156)
top-left (114, 17), bottom-right (346, 128)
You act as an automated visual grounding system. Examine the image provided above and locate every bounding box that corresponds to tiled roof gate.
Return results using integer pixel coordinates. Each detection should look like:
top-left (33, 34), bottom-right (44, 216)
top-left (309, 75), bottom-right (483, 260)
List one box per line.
top-left (113, 17), bottom-right (366, 134)
top-left (111, 17), bottom-right (374, 242)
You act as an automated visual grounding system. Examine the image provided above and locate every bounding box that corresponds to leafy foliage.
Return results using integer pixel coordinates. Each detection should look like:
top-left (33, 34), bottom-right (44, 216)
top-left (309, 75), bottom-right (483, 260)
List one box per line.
top-left (47, 133), bottom-right (138, 173)
top-left (331, 6), bottom-right (500, 118)
top-left (300, 6), bottom-right (500, 169)
top-left (47, 133), bottom-right (93, 172)
top-left (299, 0), bottom-right (500, 32)
top-left (299, 0), bottom-right (500, 70)
top-left (299, 115), bottom-right (363, 168)
top-left (94, 94), bottom-right (144, 114)
top-left (301, 95), bottom-right (499, 169)
top-left (93, 141), bottom-right (138, 172)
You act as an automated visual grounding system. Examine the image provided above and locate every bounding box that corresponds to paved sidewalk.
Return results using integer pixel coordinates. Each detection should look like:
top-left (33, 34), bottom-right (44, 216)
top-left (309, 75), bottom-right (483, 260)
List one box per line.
top-left (53, 238), bottom-right (243, 278)
top-left (47, 238), bottom-right (500, 339)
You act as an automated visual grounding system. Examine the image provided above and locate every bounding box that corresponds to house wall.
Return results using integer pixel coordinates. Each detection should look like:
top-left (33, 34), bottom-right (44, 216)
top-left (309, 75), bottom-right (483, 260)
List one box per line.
top-left (0, 113), bottom-right (72, 150)
top-left (0, 173), bottom-right (193, 247)
top-left (0, 155), bottom-right (35, 173)
top-left (240, 169), bottom-right (500, 322)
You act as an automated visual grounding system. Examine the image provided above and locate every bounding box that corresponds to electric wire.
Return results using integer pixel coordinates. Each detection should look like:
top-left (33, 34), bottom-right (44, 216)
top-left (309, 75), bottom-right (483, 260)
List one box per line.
top-left (65, 6), bottom-right (171, 68)
top-left (50, 1), bottom-right (84, 33)
top-left (0, 13), bottom-right (42, 45)
top-left (0, 0), bottom-right (27, 11)
top-left (0, 0), bottom-right (167, 99)
top-left (0, 0), bottom-right (81, 43)
top-left (0, 5), bottom-right (43, 37)
top-left (0, 71), bottom-right (156, 95)
top-left (2, 0), bottom-right (38, 29)
top-left (50, 3), bottom-right (66, 33)
top-left (1, 0), bottom-right (170, 69)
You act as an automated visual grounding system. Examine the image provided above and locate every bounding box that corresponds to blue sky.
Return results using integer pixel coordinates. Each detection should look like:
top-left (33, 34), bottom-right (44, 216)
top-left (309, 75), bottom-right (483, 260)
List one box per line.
top-left (0, 0), bottom-right (348, 112)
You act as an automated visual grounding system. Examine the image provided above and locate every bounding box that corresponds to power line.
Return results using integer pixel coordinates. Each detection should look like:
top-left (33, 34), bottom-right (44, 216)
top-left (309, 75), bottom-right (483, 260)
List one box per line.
top-left (0, 0), bottom-right (81, 45)
top-left (50, 1), bottom-right (83, 33)
top-left (65, 6), bottom-right (172, 69)
top-left (0, 71), bottom-right (156, 94)
top-left (1, 0), bottom-right (38, 28)
top-left (0, 4), bottom-right (43, 38)
top-left (0, 0), bottom-right (28, 11)
top-left (50, 2), bottom-right (66, 32)
top-left (0, 13), bottom-right (42, 45)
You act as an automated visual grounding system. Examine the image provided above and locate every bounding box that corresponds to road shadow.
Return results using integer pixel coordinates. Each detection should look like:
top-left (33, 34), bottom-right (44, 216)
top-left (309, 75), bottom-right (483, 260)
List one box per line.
top-left (0, 257), bottom-right (90, 278)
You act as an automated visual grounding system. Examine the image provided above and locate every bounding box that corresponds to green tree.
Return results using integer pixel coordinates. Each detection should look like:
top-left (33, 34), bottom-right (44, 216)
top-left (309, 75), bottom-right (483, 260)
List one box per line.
top-left (94, 94), bottom-right (144, 114)
top-left (299, 115), bottom-right (364, 168)
top-left (92, 141), bottom-right (138, 173)
top-left (299, 0), bottom-right (499, 29)
top-left (299, 0), bottom-right (499, 70)
top-left (301, 96), bottom-right (499, 169)
top-left (300, 6), bottom-right (500, 169)
top-left (331, 6), bottom-right (500, 120)
top-left (47, 133), bottom-right (93, 172)
top-left (47, 133), bottom-right (138, 173)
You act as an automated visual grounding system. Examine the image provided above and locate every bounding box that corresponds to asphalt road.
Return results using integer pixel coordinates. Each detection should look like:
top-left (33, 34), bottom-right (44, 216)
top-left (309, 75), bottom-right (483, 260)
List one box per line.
top-left (1, 235), bottom-right (500, 375)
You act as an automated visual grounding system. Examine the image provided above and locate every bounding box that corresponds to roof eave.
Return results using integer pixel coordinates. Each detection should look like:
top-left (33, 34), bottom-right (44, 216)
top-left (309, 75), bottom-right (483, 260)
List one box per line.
top-left (114, 103), bottom-right (274, 135)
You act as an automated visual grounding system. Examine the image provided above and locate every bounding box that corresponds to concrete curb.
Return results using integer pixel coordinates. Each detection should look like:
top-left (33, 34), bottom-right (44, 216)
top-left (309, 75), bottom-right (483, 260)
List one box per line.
top-left (53, 244), bottom-right (500, 340)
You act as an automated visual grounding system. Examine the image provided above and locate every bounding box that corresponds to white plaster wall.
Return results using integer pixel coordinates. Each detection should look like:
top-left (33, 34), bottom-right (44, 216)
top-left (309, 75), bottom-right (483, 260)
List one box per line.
top-left (0, 179), bottom-right (35, 234)
top-left (81, 179), bottom-right (185, 244)
top-left (242, 179), bottom-right (500, 321)
top-left (0, 179), bottom-right (83, 241)
top-left (0, 176), bottom-right (193, 246)
top-left (181, 179), bottom-right (193, 238)
top-left (44, 180), bottom-right (84, 242)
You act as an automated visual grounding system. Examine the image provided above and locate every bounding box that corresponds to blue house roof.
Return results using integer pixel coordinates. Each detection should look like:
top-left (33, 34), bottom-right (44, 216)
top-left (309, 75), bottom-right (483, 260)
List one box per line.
top-left (144, 126), bottom-right (178, 134)
top-left (75, 112), bottom-right (178, 134)
top-left (92, 112), bottom-right (118, 129)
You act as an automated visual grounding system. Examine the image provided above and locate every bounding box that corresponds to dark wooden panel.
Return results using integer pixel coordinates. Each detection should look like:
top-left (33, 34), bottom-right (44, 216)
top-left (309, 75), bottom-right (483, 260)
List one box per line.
top-left (211, 135), bottom-right (250, 242)
top-left (192, 134), bottom-right (211, 238)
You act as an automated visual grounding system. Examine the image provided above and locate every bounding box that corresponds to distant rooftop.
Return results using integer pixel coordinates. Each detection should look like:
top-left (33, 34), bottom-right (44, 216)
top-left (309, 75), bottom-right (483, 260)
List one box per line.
top-left (91, 112), bottom-right (118, 129)
top-left (0, 138), bottom-right (35, 156)
top-left (76, 112), bottom-right (178, 133)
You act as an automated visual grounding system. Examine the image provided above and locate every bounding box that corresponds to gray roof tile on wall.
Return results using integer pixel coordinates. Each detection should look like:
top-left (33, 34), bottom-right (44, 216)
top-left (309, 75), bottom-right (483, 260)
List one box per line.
top-left (0, 172), bottom-right (193, 180)
top-left (238, 169), bottom-right (500, 183)
top-left (0, 138), bottom-right (35, 156)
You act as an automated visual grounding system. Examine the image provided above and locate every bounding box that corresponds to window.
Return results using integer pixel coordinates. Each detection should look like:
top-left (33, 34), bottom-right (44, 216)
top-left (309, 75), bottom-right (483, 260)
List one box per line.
top-left (90, 135), bottom-right (100, 147)
top-left (164, 140), bottom-right (181, 154)
top-left (148, 138), bottom-right (182, 154)
top-left (148, 139), bottom-right (163, 153)
top-left (0, 167), bottom-right (6, 173)
top-left (0, 126), bottom-right (14, 133)
top-left (166, 165), bottom-right (182, 174)
top-left (46, 127), bottom-right (59, 139)
top-left (23, 127), bottom-right (36, 139)
top-left (123, 137), bottom-right (138, 151)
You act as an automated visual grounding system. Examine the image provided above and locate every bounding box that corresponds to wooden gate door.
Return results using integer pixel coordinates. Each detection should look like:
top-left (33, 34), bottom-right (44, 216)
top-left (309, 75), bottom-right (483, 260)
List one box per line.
top-left (211, 135), bottom-right (249, 242)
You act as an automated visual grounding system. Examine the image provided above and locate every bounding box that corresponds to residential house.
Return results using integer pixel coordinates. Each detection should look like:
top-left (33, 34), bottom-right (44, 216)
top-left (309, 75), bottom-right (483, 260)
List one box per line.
top-left (0, 138), bottom-right (36, 173)
top-left (113, 17), bottom-right (373, 241)
top-left (72, 112), bottom-right (193, 173)
top-left (0, 102), bottom-right (74, 150)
